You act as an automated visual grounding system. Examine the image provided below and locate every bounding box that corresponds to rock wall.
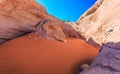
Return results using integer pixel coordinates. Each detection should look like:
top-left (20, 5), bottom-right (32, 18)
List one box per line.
top-left (0, 0), bottom-right (81, 44)
top-left (1, 0), bottom-right (120, 74)
top-left (73, 0), bottom-right (120, 74)
top-left (0, 0), bottom-right (42, 43)
top-left (70, 0), bottom-right (120, 48)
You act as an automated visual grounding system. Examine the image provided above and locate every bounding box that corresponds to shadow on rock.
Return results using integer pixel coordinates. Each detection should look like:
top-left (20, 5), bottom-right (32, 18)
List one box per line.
top-left (79, 42), bottom-right (120, 74)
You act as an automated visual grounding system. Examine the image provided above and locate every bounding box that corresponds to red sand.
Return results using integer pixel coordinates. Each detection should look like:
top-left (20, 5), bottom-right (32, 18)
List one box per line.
top-left (0, 33), bottom-right (98, 74)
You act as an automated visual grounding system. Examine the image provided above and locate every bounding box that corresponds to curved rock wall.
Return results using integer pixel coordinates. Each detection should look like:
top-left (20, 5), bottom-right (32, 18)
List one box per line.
top-left (75, 0), bottom-right (120, 74)
top-left (0, 0), bottom-right (42, 43)
top-left (0, 0), bottom-right (81, 44)
top-left (71, 0), bottom-right (120, 48)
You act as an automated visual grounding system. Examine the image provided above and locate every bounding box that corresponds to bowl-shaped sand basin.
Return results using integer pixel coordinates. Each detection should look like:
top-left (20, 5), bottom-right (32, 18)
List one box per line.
top-left (0, 33), bottom-right (98, 74)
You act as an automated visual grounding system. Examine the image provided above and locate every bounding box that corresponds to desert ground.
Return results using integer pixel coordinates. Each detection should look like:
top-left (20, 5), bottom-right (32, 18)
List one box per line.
top-left (0, 33), bottom-right (98, 74)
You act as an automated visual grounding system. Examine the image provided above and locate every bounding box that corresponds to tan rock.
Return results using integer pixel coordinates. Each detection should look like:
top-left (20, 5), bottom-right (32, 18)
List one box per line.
top-left (0, 0), bottom-right (42, 43)
top-left (74, 0), bottom-right (120, 74)
top-left (70, 0), bottom-right (120, 48)
top-left (0, 0), bottom-right (80, 44)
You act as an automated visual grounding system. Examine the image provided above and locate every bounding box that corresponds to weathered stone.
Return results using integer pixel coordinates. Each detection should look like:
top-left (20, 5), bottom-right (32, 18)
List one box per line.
top-left (0, 0), bottom-right (81, 44)
top-left (75, 0), bottom-right (120, 74)
top-left (1, 0), bottom-right (120, 74)
top-left (71, 0), bottom-right (120, 48)
top-left (80, 43), bottom-right (120, 74)
top-left (0, 0), bottom-right (42, 44)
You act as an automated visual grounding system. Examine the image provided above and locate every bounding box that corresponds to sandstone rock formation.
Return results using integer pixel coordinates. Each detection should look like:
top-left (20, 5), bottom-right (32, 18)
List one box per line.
top-left (0, 0), bottom-right (81, 44)
top-left (1, 0), bottom-right (120, 74)
top-left (80, 42), bottom-right (120, 74)
top-left (0, 0), bottom-right (41, 43)
top-left (69, 0), bottom-right (120, 74)
top-left (70, 0), bottom-right (120, 48)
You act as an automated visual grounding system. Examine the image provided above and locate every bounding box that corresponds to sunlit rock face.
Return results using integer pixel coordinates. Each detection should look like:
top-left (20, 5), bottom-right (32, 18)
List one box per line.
top-left (70, 0), bottom-right (120, 48)
top-left (1, 0), bottom-right (120, 74)
top-left (0, 0), bottom-right (42, 43)
top-left (73, 0), bottom-right (120, 74)
top-left (0, 0), bottom-right (81, 44)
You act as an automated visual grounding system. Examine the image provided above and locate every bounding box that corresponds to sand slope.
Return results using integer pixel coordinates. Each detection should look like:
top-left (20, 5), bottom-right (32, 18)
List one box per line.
top-left (0, 33), bottom-right (98, 74)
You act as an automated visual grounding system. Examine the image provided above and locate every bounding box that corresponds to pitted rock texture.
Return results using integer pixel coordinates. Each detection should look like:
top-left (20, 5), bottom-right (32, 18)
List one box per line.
top-left (74, 0), bottom-right (120, 74)
top-left (0, 0), bottom-right (80, 44)
top-left (70, 0), bottom-right (120, 48)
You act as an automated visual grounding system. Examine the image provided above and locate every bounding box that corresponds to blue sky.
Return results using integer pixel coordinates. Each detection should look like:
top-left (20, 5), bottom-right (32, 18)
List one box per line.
top-left (36, 0), bottom-right (96, 22)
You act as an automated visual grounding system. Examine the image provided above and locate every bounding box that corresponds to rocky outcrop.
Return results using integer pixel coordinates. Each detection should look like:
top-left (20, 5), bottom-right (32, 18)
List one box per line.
top-left (1, 0), bottom-right (120, 74)
top-left (79, 42), bottom-right (120, 74)
top-left (0, 0), bottom-right (40, 43)
top-left (0, 0), bottom-right (81, 44)
top-left (71, 0), bottom-right (120, 74)
top-left (70, 0), bottom-right (120, 48)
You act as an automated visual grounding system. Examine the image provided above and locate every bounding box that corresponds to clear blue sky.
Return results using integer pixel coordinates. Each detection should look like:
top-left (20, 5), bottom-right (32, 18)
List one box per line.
top-left (36, 0), bottom-right (96, 22)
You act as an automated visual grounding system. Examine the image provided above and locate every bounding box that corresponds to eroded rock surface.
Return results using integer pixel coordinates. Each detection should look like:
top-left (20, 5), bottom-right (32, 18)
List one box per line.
top-left (70, 0), bottom-right (120, 48)
top-left (80, 42), bottom-right (120, 74)
top-left (0, 0), bottom-right (41, 43)
top-left (1, 0), bottom-right (120, 74)
top-left (0, 0), bottom-right (81, 44)
top-left (73, 0), bottom-right (120, 74)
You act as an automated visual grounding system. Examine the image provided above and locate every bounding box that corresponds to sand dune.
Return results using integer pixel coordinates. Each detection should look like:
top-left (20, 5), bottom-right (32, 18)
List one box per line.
top-left (0, 33), bottom-right (98, 74)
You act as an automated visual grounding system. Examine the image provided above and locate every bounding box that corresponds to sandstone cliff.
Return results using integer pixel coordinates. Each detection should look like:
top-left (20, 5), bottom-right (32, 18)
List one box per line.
top-left (72, 0), bottom-right (120, 74)
top-left (70, 0), bottom-right (120, 48)
top-left (0, 0), bottom-right (81, 44)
